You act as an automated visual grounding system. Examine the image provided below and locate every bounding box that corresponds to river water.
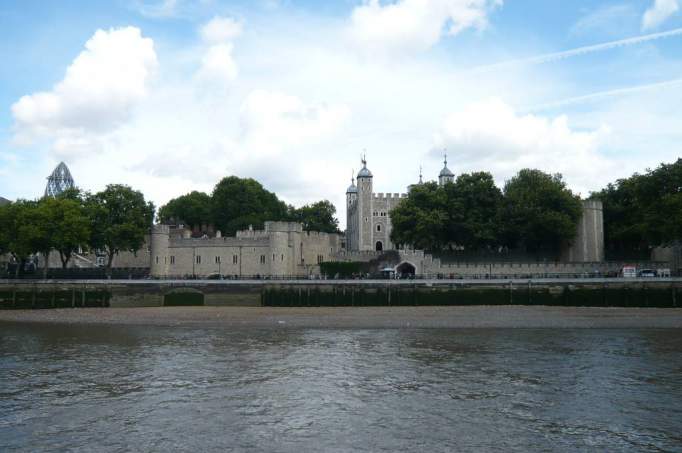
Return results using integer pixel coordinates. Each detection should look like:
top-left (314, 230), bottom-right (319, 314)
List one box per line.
top-left (1, 325), bottom-right (681, 452)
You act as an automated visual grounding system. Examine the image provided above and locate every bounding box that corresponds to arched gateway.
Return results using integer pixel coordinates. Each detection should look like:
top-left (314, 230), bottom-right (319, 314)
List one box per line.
top-left (395, 261), bottom-right (416, 276)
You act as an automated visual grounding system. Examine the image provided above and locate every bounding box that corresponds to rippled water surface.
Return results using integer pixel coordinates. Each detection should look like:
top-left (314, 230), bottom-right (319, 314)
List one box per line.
top-left (1, 325), bottom-right (682, 452)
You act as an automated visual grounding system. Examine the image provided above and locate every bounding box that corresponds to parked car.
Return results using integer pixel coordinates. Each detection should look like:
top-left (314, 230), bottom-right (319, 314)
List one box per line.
top-left (638, 269), bottom-right (656, 278)
top-left (621, 266), bottom-right (637, 278)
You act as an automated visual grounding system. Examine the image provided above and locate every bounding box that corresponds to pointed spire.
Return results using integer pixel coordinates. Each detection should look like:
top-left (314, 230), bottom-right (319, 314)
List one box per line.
top-left (439, 148), bottom-right (454, 179)
top-left (419, 165), bottom-right (423, 184)
top-left (347, 168), bottom-right (358, 194)
top-left (357, 151), bottom-right (372, 178)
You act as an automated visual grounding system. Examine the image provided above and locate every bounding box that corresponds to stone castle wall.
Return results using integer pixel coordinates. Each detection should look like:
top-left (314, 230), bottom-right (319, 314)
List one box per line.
top-left (150, 221), bottom-right (343, 278)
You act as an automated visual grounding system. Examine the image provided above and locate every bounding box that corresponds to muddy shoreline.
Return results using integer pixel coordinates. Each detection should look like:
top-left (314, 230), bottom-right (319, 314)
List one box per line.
top-left (1, 306), bottom-right (682, 328)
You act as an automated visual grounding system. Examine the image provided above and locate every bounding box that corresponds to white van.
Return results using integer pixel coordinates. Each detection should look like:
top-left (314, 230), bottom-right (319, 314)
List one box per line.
top-left (621, 265), bottom-right (637, 278)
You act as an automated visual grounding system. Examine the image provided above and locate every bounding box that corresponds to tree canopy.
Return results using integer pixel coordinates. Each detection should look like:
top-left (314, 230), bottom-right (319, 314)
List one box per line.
top-left (211, 177), bottom-right (289, 235)
top-left (87, 184), bottom-right (155, 275)
top-left (445, 172), bottom-right (503, 250)
top-left (0, 200), bottom-right (37, 276)
top-left (500, 169), bottom-right (582, 253)
top-left (592, 158), bottom-right (682, 253)
top-left (157, 191), bottom-right (212, 228)
top-left (391, 182), bottom-right (448, 250)
top-left (44, 195), bottom-right (91, 268)
top-left (158, 176), bottom-right (339, 235)
top-left (289, 200), bottom-right (339, 233)
top-left (390, 169), bottom-right (582, 253)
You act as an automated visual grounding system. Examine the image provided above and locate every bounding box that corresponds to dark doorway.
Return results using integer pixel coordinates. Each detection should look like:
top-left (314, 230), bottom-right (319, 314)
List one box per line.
top-left (396, 262), bottom-right (416, 276)
top-left (375, 241), bottom-right (383, 251)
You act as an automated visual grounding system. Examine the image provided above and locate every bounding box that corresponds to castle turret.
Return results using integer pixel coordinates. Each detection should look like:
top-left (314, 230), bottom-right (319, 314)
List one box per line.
top-left (438, 154), bottom-right (454, 186)
top-left (150, 224), bottom-right (170, 277)
top-left (357, 156), bottom-right (373, 251)
top-left (346, 173), bottom-right (358, 251)
top-left (408, 166), bottom-right (424, 192)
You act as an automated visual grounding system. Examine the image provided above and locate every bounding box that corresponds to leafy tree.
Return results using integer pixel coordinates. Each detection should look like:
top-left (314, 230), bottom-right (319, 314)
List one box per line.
top-left (390, 182), bottom-right (448, 250)
top-left (500, 169), bottom-right (582, 253)
top-left (87, 185), bottom-right (154, 276)
top-left (42, 196), bottom-right (91, 268)
top-left (594, 159), bottom-right (682, 252)
top-left (0, 201), bottom-right (42, 277)
top-left (289, 200), bottom-right (339, 233)
top-left (592, 178), bottom-right (644, 253)
top-left (211, 176), bottom-right (289, 235)
top-left (158, 191), bottom-right (212, 228)
top-left (444, 172), bottom-right (503, 250)
top-left (17, 201), bottom-right (54, 277)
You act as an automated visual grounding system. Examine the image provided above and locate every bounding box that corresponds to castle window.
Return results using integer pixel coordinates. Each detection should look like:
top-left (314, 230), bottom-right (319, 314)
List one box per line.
top-left (365, 217), bottom-right (368, 223)
top-left (260, 255), bottom-right (266, 264)
top-left (215, 256), bottom-right (221, 264)
top-left (281, 254), bottom-right (284, 261)
top-left (196, 255), bottom-right (201, 264)
top-left (376, 224), bottom-right (381, 232)
top-left (375, 241), bottom-right (383, 251)
top-left (233, 255), bottom-right (238, 264)
top-left (317, 255), bottom-right (324, 264)
top-left (273, 254), bottom-right (276, 262)
top-left (155, 256), bottom-right (159, 264)
top-left (170, 256), bottom-right (175, 265)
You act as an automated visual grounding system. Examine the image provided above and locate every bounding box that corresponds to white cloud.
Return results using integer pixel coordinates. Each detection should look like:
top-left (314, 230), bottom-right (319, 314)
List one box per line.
top-left (571, 4), bottom-right (639, 37)
top-left (642, 0), bottom-right (679, 31)
top-left (348, 0), bottom-right (502, 54)
top-left (196, 43), bottom-right (239, 84)
top-left (195, 16), bottom-right (242, 91)
top-left (433, 98), bottom-right (613, 195)
top-left (133, 0), bottom-right (179, 18)
top-left (200, 16), bottom-right (243, 43)
top-left (239, 89), bottom-right (350, 151)
top-left (11, 27), bottom-right (157, 157)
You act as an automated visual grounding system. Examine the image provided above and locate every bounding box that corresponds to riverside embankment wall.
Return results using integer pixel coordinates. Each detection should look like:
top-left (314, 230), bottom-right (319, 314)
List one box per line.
top-left (1, 279), bottom-right (682, 309)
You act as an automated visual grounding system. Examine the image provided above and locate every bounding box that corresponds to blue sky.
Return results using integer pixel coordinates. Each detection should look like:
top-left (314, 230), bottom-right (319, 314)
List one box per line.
top-left (1, 0), bottom-right (681, 223)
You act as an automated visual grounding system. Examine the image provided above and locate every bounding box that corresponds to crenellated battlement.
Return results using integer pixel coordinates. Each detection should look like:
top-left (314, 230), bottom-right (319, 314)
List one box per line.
top-left (372, 192), bottom-right (405, 200)
top-left (169, 236), bottom-right (269, 248)
top-left (236, 230), bottom-right (270, 239)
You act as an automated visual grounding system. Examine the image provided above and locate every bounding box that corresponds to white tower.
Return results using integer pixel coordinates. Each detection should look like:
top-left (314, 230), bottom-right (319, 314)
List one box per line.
top-left (356, 155), bottom-right (374, 251)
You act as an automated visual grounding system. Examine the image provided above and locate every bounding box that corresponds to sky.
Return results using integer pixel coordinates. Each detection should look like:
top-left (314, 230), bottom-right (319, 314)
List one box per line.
top-left (1, 0), bottom-right (681, 226)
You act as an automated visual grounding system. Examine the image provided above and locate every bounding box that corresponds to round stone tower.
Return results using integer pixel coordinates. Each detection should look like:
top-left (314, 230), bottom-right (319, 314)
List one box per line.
top-left (150, 224), bottom-right (170, 277)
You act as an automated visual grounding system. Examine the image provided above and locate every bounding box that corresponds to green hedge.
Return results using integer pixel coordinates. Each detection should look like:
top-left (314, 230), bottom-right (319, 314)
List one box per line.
top-left (319, 261), bottom-right (368, 278)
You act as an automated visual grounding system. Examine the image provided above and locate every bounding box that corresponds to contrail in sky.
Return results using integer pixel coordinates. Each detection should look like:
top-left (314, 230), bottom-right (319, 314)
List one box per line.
top-left (525, 78), bottom-right (682, 112)
top-left (471, 27), bottom-right (682, 73)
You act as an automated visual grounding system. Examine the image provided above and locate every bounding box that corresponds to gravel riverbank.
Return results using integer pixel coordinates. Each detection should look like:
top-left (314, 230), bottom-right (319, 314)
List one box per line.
top-left (1, 306), bottom-right (682, 328)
